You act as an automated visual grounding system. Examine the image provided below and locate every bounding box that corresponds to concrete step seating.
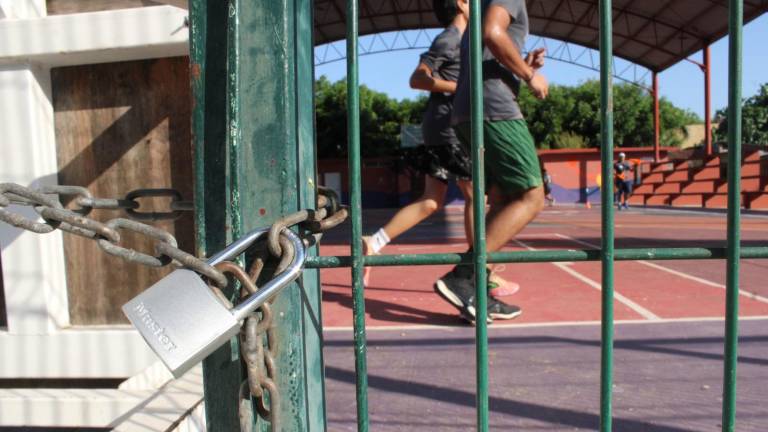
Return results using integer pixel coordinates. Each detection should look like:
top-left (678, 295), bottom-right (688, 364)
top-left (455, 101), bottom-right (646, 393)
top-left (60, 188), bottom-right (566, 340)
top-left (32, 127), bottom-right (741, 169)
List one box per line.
top-left (630, 150), bottom-right (767, 210)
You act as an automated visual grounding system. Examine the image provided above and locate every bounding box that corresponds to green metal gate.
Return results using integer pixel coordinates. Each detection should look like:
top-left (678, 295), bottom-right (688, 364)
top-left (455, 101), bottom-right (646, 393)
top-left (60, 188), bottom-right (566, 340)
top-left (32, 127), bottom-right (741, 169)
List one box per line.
top-left (190, 0), bottom-right (761, 431)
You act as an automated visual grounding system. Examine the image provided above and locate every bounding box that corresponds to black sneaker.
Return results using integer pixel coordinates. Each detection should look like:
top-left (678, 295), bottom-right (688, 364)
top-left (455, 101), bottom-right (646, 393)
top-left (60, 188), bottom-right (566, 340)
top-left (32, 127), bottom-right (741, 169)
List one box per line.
top-left (459, 304), bottom-right (492, 326)
top-left (487, 298), bottom-right (522, 320)
top-left (461, 295), bottom-right (521, 322)
top-left (434, 266), bottom-right (474, 311)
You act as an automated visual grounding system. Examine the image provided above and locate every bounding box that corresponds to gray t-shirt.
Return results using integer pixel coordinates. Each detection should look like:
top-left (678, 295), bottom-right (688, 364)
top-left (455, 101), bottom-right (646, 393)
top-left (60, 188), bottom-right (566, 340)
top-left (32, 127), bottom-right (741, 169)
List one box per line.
top-left (452, 0), bottom-right (529, 124)
top-left (419, 25), bottom-right (462, 147)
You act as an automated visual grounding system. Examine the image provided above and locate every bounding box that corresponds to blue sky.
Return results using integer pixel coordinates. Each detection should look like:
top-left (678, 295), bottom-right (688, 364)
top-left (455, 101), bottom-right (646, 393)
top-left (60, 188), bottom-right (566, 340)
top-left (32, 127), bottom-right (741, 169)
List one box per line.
top-left (315, 14), bottom-right (768, 120)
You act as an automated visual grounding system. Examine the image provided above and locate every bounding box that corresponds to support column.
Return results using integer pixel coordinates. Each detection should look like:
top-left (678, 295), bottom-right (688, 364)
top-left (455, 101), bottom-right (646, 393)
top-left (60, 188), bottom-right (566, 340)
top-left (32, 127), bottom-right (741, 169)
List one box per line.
top-left (704, 44), bottom-right (713, 156)
top-left (192, 0), bottom-right (325, 430)
top-left (653, 72), bottom-right (661, 163)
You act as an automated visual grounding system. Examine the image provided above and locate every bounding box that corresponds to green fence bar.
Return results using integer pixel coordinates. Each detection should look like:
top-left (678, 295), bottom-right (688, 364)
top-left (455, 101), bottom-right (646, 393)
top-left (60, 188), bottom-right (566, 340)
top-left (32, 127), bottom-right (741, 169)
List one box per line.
top-left (304, 247), bottom-right (768, 269)
top-left (467, 0), bottom-right (489, 430)
top-left (722, 0), bottom-right (743, 430)
top-left (190, 1), bottom-right (244, 430)
top-left (346, 0), bottom-right (369, 430)
top-left (598, 0), bottom-right (616, 431)
top-left (193, 0), bottom-right (327, 429)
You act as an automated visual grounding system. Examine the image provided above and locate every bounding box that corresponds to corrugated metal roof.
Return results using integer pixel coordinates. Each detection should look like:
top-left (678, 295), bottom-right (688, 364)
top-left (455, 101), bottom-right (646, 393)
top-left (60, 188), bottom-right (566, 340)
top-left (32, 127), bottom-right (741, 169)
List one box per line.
top-left (314, 0), bottom-right (768, 71)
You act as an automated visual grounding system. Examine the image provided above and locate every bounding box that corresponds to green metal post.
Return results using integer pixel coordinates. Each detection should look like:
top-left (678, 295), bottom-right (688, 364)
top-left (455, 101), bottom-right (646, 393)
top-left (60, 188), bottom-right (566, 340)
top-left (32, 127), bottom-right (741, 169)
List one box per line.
top-left (190, 1), bottom-right (244, 430)
top-left (467, 0), bottom-right (489, 430)
top-left (598, 0), bottom-right (615, 431)
top-left (722, 0), bottom-right (743, 430)
top-left (346, 0), bottom-right (369, 430)
top-left (194, 0), bottom-right (327, 429)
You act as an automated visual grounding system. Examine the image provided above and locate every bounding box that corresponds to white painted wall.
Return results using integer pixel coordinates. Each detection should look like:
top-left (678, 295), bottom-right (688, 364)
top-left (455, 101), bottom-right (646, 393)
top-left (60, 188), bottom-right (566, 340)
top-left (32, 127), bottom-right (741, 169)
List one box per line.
top-left (0, 3), bottom-right (202, 428)
top-left (0, 0), bottom-right (45, 19)
top-left (0, 2), bottom-right (191, 377)
top-left (0, 6), bottom-right (189, 67)
top-left (0, 66), bottom-right (69, 334)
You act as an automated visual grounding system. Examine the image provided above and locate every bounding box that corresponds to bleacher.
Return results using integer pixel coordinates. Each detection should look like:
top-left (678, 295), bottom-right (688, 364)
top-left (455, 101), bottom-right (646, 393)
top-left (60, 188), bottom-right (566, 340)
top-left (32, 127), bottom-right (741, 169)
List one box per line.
top-left (630, 147), bottom-right (768, 209)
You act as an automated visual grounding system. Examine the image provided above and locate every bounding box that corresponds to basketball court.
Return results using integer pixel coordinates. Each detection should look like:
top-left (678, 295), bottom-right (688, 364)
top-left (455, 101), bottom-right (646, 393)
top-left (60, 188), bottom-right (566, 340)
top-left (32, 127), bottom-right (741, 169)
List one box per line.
top-left (320, 206), bottom-right (768, 430)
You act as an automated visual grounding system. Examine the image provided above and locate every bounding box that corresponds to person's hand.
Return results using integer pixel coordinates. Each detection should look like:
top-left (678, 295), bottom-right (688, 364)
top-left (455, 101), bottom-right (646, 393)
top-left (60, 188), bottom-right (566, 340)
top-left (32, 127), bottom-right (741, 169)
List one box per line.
top-left (525, 48), bottom-right (546, 70)
top-left (526, 72), bottom-right (548, 99)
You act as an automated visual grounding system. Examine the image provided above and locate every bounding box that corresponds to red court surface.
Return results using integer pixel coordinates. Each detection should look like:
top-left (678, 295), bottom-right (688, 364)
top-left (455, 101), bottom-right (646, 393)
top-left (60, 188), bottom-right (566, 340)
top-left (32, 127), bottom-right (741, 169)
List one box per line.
top-left (319, 206), bottom-right (768, 329)
top-left (320, 206), bottom-right (768, 431)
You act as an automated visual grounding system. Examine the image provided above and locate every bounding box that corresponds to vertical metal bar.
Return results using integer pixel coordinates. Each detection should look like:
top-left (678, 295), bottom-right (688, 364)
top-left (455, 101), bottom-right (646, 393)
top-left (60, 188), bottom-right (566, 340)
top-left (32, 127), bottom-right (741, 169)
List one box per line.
top-left (652, 72), bottom-right (660, 163)
top-left (704, 45), bottom-right (713, 156)
top-left (599, 0), bottom-right (615, 431)
top-left (231, 0), bottom-right (327, 429)
top-left (190, 0), bottom-right (244, 429)
top-left (722, 1), bottom-right (743, 430)
top-left (346, 0), bottom-right (369, 430)
top-left (226, 0), bottom-right (242, 248)
top-left (295, 0), bottom-right (329, 427)
top-left (468, 0), bottom-right (488, 430)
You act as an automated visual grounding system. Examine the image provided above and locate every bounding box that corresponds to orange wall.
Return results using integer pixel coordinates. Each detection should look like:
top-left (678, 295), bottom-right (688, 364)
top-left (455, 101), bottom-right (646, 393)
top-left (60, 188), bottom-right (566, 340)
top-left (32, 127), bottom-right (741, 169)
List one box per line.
top-left (318, 147), bottom-right (672, 207)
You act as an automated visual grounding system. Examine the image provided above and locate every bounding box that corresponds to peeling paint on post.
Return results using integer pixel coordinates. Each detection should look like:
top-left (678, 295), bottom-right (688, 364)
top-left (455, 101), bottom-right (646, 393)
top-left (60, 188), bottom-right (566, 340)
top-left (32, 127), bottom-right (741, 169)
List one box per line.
top-left (193, 0), bottom-right (325, 430)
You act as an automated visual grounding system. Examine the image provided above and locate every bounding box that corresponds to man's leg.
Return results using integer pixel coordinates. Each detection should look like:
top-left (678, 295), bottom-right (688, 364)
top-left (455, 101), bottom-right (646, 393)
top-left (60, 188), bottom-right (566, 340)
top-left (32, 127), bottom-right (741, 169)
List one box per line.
top-left (363, 175), bottom-right (447, 284)
top-left (485, 184), bottom-right (545, 253)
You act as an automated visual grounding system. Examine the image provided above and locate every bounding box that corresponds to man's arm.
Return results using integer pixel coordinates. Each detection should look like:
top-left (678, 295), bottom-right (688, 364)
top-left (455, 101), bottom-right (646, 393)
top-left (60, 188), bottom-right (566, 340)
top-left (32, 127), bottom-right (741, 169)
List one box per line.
top-left (482, 5), bottom-right (548, 99)
top-left (410, 63), bottom-right (458, 93)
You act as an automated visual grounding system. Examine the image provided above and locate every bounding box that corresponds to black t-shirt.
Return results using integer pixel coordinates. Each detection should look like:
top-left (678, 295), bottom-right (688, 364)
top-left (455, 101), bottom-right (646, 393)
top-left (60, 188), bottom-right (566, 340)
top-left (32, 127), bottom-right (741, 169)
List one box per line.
top-left (419, 25), bottom-right (462, 147)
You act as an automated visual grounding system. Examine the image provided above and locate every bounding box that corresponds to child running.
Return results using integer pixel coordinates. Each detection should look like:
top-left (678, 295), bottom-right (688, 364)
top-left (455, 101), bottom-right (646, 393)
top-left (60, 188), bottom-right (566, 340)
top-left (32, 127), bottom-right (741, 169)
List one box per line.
top-left (363, 0), bottom-right (518, 298)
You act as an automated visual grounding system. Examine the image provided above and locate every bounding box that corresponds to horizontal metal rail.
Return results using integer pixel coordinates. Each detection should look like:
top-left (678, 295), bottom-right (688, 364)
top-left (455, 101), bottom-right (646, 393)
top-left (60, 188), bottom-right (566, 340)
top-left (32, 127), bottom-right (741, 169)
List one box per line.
top-left (305, 247), bottom-right (768, 268)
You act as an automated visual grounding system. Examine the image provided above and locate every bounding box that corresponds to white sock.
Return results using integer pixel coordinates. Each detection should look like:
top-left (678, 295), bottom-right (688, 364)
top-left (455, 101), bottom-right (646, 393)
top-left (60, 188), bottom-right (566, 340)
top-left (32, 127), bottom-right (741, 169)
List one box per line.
top-left (369, 228), bottom-right (390, 254)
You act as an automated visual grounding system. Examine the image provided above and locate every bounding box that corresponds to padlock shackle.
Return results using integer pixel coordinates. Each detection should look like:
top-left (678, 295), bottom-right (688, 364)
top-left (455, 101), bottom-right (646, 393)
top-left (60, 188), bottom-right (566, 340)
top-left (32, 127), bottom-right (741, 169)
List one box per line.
top-left (230, 228), bottom-right (306, 321)
top-left (206, 227), bottom-right (270, 265)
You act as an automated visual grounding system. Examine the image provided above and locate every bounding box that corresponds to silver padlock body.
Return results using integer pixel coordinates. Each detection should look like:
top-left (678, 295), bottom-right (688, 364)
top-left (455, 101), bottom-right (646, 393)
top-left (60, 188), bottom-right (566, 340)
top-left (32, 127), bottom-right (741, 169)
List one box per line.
top-left (122, 269), bottom-right (239, 378)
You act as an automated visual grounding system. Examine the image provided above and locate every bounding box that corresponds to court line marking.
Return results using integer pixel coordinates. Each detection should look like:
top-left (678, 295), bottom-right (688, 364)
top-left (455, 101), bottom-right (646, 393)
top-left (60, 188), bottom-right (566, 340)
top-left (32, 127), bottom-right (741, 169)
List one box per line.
top-left (323, 315), bottom-right (768, 332)
top-left (511, 239), bottom-right (661, 321)
top-left (554, 233), bottom-right (768, 305)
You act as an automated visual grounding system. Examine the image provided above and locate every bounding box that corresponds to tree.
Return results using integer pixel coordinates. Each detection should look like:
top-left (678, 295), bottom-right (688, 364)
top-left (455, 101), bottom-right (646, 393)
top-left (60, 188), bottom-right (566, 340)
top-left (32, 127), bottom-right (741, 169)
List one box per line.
top-left (315, 76), bottom-right (699, 157)
top-left (315, 75), bottom-right (426, 158)
top-left (714, 83), bottom-right (768, 146)
top-left (517, 80), bottom-right (699, 149)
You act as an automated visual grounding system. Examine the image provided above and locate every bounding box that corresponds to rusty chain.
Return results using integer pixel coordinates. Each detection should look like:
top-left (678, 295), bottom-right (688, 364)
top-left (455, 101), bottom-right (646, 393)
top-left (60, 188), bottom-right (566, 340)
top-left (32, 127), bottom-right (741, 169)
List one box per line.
top-left (1, 182), bottom-right (348, 431)
top-left (0, 182), bottom-right (347, 291)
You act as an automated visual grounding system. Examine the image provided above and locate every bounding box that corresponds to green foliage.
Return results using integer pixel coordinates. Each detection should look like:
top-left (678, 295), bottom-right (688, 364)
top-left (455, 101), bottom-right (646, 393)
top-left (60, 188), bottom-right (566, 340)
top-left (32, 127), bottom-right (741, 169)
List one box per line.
top-left (714, 83), bottom-right (768, 146)
top-left (315, 76), bottom-right (700, 158)
top-left (315, 75), bottom-right (426, 158)
top-left (517, 80), bottom-right (699, 149)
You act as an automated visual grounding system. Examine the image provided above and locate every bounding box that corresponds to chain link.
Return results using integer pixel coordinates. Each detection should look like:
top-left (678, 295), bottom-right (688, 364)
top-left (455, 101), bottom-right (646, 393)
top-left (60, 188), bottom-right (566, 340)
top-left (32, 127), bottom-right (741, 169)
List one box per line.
top-left (0, 182), bottom-right (347, 431)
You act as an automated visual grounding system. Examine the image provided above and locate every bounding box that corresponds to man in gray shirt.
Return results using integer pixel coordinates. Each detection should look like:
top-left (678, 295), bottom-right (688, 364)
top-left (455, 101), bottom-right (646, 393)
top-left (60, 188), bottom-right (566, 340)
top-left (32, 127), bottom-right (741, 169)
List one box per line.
top-left (434, 0), bottom-right (549, 323)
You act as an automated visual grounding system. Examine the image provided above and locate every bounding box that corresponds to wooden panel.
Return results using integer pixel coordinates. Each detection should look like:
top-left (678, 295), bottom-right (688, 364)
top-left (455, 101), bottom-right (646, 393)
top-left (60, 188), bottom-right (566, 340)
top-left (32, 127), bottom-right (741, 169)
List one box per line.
top-left (52, 57), bottom-right (193, 325)
top-left (46, 0), bottom-right (187, 15)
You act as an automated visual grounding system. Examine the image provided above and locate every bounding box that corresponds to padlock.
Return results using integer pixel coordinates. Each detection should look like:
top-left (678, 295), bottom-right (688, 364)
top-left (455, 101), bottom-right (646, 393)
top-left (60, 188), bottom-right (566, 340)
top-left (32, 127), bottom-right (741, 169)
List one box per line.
top-left (122, 227), bottom-right (306, 378)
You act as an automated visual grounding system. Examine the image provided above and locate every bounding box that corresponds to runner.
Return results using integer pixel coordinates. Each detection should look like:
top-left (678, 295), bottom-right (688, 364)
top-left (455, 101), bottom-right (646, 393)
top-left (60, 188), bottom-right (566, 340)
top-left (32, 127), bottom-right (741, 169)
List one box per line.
top-left (362, 0), bottom-right (519, 298)
top-left (437, 0), bottom-right (549, 323)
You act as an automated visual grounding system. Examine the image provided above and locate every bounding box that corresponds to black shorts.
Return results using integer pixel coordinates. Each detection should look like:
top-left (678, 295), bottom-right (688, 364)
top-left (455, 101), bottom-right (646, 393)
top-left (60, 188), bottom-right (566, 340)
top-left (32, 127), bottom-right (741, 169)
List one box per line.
top-left (402, 143), bottom-right (472, 183)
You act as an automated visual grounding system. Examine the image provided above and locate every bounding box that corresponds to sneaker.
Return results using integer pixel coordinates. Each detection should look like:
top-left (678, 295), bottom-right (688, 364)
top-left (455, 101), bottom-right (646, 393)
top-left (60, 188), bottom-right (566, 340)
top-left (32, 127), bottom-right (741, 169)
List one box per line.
top-left (623, 203), bottom-right (630, 210)
top-left (461, 295), bottom-right (521, 323)
top-left (459, 303), bottom-right (492, 326)
top-left (487, 298), bottom-right (522, 320)
top-left (488, 267), bottom-right (520, 298)
top-left (434, 266), bottom-right (475, 311)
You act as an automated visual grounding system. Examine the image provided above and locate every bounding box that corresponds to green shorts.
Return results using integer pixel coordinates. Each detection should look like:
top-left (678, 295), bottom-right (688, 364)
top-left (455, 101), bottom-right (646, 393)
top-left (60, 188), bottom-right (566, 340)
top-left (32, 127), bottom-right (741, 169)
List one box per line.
top-left (455, 119), bottom-right (542, 194)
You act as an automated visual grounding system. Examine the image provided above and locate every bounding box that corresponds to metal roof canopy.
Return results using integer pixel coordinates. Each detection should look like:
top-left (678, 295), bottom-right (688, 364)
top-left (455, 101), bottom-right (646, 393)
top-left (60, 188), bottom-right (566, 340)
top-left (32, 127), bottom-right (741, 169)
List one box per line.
top-left (314, 0), bottom-right (768, 72)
